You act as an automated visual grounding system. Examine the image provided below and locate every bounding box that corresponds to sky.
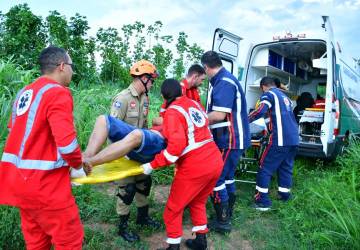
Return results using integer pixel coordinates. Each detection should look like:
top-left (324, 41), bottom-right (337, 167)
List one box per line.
top-left (1, 0), bottom-right (360, 67)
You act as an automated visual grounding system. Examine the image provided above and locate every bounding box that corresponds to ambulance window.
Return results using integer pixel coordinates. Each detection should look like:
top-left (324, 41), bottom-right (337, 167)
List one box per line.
top-left (219, 38), bottom-right (239, 57)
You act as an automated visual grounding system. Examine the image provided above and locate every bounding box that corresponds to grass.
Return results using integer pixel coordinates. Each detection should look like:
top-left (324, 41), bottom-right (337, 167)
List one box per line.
top-left (0, 60), bottom-right (360, 249)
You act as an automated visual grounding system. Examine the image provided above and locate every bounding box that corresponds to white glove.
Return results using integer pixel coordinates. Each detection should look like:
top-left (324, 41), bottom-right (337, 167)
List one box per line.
top-left (70, 167), bottom-right (87, 178)
top-left (141, 163), bottom-right (153, 175)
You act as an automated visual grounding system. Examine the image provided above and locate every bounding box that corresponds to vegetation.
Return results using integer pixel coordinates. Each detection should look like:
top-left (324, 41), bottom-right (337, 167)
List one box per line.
top-left (0, 4), bottom-right (360, 250)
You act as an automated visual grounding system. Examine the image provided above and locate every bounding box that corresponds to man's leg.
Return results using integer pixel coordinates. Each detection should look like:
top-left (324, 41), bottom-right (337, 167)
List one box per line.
top-left (210, 148), bottom-right (232, 234)
top-left (83, 115), bottom-right (110, 158)
top-left (116, 176), bottom-right (141, 242)
top-left (134, 174), bottom-right (161, 229)
top-left (224, 149), bottom-right (243, 218)
top-left (255, 145), bottom-right (285, 210)
top-left (88, 129), bottom-right (143, 166)
top-left (20, 209), bottom-right (52, 250)
top-left (277, 146), bottom-right (297, 201)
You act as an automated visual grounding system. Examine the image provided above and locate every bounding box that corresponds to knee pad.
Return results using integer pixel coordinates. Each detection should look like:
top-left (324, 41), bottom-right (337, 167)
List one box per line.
top-left (136, 176), bottom-right (152, 196)
top-left (117, 183), bottom-right (136, 205)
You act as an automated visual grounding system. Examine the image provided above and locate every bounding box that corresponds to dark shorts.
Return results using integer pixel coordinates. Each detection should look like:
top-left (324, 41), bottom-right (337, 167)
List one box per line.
top-left (106, 115), bottom-right (166, 163)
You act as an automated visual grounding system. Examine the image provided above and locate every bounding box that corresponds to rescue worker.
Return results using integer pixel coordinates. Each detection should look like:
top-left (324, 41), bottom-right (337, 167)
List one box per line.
top-left (201, 51), bottom-right (251, 233)
top-left (84, 59), bottom-right (160, 242)
top-left (248, 76), bottom-right (299, 211)
top-left (140, 79), bottom-right (223, 250)
top-left (153, 64), bottom-right (206, 126)
top-left (0, 46), bottom-right (85, 249)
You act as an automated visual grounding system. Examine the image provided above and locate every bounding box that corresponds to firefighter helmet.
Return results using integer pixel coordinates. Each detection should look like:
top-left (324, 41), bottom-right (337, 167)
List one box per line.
top-left (130, 60), bottom-right (158, 78)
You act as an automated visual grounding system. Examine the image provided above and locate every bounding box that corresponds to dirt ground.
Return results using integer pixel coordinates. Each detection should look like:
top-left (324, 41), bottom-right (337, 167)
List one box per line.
top-left (145, 185), bottom-right (253, 250)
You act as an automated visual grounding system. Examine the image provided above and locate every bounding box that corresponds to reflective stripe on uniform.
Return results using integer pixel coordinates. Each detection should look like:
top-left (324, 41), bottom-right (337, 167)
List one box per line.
top-left (256, 185), bottom-right (269, 193)
top-left (260, 100), bottom-right (272, 108)
top-left (192, 225), bottom-right (207, 232)
top-left (222, 77), bottom-right (244, 149)
top-left (181, 138), bottom-right (213, 156)
top-left (169, 105), bottom-right (195, 144)
top-left (213, 183), bottom-right (226, 191)
top-left (225, 179), bottom-right (235, 184)
top-left (164, 149), bottom-right (179, 163)
top-left (278, 187), bottom-right (291, 193)
top-left (209, 121), bottom-right (231, 129)
top-left (58, 138), bottom-right (79, 154)
top-left (166, 237), bottom-right (182, 244)
top-left (212, 106), bottom-right (232, 113)
top-left (19, 84), bottom-right (60, 158)
top-left (1, 152), bottom-right (66, 170)
top-left (269, 90), bottom-right (283, 146)
top-left (4, 83), bottom-right (69, 170)
top-left (169, 105), bottom-right (213, 158)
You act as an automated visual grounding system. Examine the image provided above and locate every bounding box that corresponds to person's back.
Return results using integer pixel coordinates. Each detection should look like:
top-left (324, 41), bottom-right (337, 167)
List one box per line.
top-left (159, 95), bottom-right (220, 179)
top-left (207, 66), bottom-right (251, 150)
top-left (265, 88), bottom-right (299, 146)
top-left (1, 77), bottom-right (81, 209)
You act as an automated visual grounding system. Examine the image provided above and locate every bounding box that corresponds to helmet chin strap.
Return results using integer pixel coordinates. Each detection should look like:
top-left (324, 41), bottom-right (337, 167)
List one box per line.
top-left (140, 76), bottom-right (151, 96)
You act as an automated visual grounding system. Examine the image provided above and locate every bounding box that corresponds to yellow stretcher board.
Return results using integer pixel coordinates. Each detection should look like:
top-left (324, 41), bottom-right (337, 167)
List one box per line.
top-left (72, 158), bottom-right (144, 184)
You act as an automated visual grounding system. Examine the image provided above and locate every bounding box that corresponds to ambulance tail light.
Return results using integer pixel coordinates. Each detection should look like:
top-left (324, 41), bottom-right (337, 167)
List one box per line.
top-left (333, 99), bottom-right (340, 136)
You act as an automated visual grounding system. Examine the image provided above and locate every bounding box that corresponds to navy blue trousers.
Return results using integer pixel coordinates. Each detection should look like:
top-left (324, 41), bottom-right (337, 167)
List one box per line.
top-left (212, 149), bottom-right (243, 203)
top-left (255, 145), bottom-right (298, 207)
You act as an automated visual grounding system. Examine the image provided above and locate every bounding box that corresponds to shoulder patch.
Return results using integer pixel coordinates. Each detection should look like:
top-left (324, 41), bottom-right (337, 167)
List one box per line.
top-left (114, 101), bottom-right (122, 108)
top-left (189, 107), bottom-right (206, 127)
top-left (16, 89), bottom-right (33, 116)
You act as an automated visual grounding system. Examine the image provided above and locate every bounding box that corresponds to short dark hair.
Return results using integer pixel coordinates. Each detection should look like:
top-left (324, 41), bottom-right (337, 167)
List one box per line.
top-left (161, 78), bottom-right (182, 108)
top-left (201, 51), bottom-right (222, 68)
top-left (260, 76), bottom-right (276, 87)
top-left (187, 64), bottom-right (205, 77)
top-left (274, 77), bottom-right (281, 88)
top-left (38, 46), bottom-right (68, 74)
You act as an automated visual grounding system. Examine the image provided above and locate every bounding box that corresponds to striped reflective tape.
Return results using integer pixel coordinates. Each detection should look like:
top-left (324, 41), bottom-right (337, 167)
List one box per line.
top-left (209, 121), bottom-right (231, 129)
top-left (192, 225), bottom-right (207, 232)
top-left (19, 84), bottom-right (60, 158)
top-left (269, 90), bottom-right (283, 146)
top-left (222, 77), bottom-right (244, 149)
top-left (163, 149), bottom-right (179, 163)
top-left (278, 187), bottom-right (291, 193)
top-left (213, 183), bottom-right (226, 191)
top-left (58, 138), bottom-right (79, 154)
top-left (256, 185), bottom-right (269, 193)
top-left (1, 152), bottom-right (66, 170)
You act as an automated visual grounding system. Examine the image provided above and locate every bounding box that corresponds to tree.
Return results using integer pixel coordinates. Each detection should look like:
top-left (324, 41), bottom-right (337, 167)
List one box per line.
top-left (1, 4), bottom-right (46, 69)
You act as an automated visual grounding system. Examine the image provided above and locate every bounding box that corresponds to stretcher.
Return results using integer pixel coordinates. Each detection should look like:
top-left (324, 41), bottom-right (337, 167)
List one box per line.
top-left (236, 118), bottom-right (268, 184)
top-left (71, 157), bottom-right (144, 184)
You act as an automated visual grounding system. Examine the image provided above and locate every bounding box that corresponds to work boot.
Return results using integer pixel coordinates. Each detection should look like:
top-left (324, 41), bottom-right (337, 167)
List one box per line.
top-left (228, 193), bottom-right (236, 218)
top-left (185, 233), bottom-right (207, 250)
top-left (209, 202), bottom-right (231, 234)
top-left (157, 244), bottom-right (180, 250)
top-left (136, 205), bottom-right (161, 229)
top-left (118, 214), bottom-right (140, 242)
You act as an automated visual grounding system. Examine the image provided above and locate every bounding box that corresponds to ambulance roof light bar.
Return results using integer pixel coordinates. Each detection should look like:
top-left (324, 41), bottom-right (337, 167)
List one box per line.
top-left (273, 32), bottom-right (306, 41)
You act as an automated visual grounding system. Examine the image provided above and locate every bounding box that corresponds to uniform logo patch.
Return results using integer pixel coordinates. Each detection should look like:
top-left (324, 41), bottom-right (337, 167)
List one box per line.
top-left (189, 107), bottom-right (206, 127)
top-left (130, 101), bottom-right (136, 109)
top-left (16, 89), bottom-right (33, 116)
top-left (283, 97), bottom-right (291, 111)
top-left (114, 101), bottom-right (122, 108)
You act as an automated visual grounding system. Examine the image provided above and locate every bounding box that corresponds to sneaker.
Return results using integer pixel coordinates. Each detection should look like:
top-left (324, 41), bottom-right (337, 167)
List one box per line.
top-left (252, 203), bottom-right (271, 211)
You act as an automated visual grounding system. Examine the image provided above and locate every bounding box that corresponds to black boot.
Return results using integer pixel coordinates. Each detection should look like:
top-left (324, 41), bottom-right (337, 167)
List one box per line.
top-left (185, 233), bottom-right (207, 250)
top-left (136, 205), bottom-right (161, 229)
top-left (157, 244), bottom-right (180, 250)
top-left (228, 193), bottom-right (236, 218)
top-left (210, 202), bottom-right (231, 234)
top-left (118, 214), bottom-right (140, 242)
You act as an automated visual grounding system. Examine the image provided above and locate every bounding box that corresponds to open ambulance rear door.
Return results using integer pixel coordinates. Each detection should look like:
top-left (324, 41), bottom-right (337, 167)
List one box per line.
top-left (320, 16), bottom-right (337, 156)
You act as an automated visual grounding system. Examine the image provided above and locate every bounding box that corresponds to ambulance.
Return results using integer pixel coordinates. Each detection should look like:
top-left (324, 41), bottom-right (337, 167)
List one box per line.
top-left (210, 16), bottom-right (360, 160)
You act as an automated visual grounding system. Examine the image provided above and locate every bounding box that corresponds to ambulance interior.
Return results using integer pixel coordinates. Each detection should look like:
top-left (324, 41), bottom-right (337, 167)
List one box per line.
top-left (245, 40), bottom-right (328, 143)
